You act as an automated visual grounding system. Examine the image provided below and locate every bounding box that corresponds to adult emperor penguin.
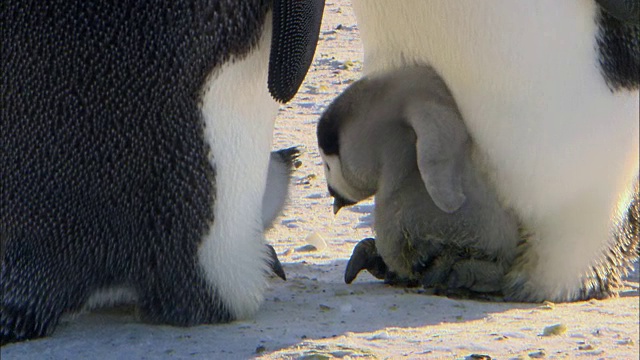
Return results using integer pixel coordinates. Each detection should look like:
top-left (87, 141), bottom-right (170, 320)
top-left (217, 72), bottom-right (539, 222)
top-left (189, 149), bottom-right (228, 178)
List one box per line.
top-left (1, 0), bottom-right (324, 344)
top-left (347, 0), bottom-right (639, 302)
top-left (318, 65), bottom-right (521, 295)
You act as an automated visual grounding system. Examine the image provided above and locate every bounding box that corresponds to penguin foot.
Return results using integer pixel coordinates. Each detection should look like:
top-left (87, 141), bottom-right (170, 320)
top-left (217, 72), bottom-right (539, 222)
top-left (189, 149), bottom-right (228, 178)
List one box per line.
top-left (423, 286), bottom-right (505, 302)
top-left (446, 259), bottom-right (505, 293)
top-left (344, 238), bottom-right (509, 297)
top-left (417, 255), bottom-right (455, 288)
top-left (414, 247), bottom-right (506, 297)
top-left (266, 245), bottom-right (287, 281)
top-left (1, 292), bottom-right (61, 346)
top-left (382, 271), bottom-right (421, 287)
top-left (344, 238), bottom-right (388, 284)
top-left (1, 310), bottom-right (52, 346)
top-left (1, 262), bottom-right (70, 345)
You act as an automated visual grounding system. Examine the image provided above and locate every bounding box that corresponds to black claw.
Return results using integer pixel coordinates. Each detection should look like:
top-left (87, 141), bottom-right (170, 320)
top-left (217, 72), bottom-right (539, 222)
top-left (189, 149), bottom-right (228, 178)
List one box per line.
top-left (268, 0), bottom-right (326, 103)
top-left (344, 238), bottom-right (388, 284)
top-left (266, 245), bottom-right (286, 281)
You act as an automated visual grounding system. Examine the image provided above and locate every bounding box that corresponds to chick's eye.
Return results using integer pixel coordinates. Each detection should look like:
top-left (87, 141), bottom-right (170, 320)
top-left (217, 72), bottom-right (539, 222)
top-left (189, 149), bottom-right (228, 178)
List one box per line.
top-left (325, 163), bottom-right (331, 172)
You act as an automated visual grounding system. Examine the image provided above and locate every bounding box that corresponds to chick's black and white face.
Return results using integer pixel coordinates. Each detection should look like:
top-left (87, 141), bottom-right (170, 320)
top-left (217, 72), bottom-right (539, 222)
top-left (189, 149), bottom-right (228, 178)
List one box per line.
top-left (320, 149), bottom-right (365, 206)
top-left (317, 81), bottom-right (380, 212)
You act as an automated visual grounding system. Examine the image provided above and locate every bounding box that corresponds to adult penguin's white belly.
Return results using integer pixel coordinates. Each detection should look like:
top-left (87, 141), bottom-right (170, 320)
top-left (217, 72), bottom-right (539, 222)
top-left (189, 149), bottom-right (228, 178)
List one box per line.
top-left (199, 18), bottom-right (279, 319)
top-left (352, 0), bottom-right (639, 302)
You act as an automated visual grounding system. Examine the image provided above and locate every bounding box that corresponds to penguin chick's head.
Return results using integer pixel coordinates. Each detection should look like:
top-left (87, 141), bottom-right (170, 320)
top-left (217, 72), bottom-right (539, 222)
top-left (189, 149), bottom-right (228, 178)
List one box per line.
top-left (320, 148), bottom-right (365, 215)
top-left (317, 79), bottom-right (380, 214)
top-left (318, 65), bottom-right (473, 215)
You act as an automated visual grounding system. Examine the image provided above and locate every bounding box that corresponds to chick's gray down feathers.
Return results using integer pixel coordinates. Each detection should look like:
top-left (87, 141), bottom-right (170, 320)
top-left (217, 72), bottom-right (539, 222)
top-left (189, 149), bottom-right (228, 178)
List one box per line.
top-left (318, 65), bottom-right (522, 297)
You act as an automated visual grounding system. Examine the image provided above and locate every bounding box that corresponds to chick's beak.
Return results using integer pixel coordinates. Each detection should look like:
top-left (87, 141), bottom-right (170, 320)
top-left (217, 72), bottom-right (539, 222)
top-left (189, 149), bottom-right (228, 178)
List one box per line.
top-left (329, 186), bottom-right (356, 215)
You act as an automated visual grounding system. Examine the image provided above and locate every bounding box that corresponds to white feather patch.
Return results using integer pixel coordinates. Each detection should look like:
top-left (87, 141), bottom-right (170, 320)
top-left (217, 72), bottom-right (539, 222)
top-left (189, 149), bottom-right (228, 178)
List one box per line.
top-left (321, 151), bottom-right (363, 203)
top-left (83, 286), bottom-right (138, 311)
top-left (198, 15), bottom-right (279, 318)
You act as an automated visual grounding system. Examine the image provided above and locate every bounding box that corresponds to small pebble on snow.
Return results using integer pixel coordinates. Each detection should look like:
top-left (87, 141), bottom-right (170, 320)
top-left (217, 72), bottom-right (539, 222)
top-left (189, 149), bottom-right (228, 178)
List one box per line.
top-left (466, 355), bottom-right (491, 360)
top-left (539, 301), bottom-right (555, 310)
top-left (617, 338), bottom-right (635, 345)
top-left (542, 323), bottom-right (567, 336)
top-left (295, 244), bottom-right (318, 252)
top-left (367, 331), bottom-right (390, 340)
top-left (528, 350), bottom-right (546, 358)
top-left (305, 232), bottom-right (328, 251)
top-left (305, 193), bottom-right (324, 199)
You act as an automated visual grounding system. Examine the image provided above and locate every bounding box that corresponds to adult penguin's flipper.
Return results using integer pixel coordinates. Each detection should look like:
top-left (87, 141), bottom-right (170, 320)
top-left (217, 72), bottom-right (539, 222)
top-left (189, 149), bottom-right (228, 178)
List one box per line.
top-left (268, 0), bottom-right (325, 103)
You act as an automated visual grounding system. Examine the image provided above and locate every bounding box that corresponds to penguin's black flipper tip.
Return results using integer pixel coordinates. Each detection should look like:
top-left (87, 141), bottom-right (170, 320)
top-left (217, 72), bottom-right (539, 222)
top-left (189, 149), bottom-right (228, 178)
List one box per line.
top-left (344, 238), bottom-right (387, 284)
top-left (266, 245), bottom-right (287, 281)
top-left (273, 146), bottom-right (303, 169)
top-left (269, 0), bottom-right (325, 103)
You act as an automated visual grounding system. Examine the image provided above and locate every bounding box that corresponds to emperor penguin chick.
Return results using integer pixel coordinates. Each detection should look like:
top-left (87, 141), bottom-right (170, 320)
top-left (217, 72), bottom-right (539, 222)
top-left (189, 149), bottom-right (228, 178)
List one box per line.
top-left (263, 146), bottom-right (302, 281)
top-left (263, 147), bottom-right (303, 230)
top-left (317, 65), bottom-right (522, 296)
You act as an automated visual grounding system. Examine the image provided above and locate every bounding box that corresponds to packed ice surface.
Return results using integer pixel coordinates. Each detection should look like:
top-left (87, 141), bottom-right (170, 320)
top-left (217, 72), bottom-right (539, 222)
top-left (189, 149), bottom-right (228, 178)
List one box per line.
top-left (3, 1), bottom-right (637, 359)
